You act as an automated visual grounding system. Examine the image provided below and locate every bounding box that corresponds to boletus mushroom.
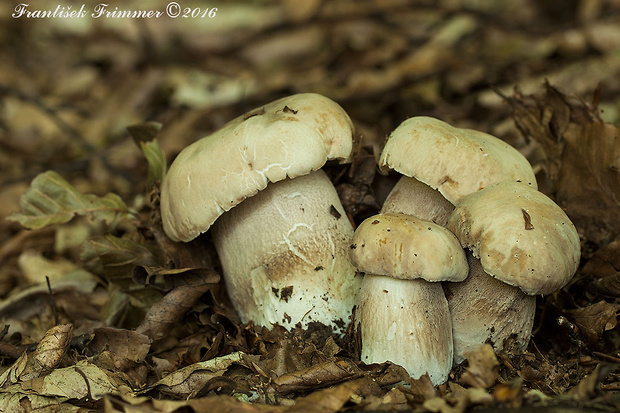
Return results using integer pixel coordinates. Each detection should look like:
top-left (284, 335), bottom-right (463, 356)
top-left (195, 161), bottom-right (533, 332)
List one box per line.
top-left (160, 93), bottom-right (362, 333)
top-left (378, 116), bottom-right (555, 363)
top-left (351, 213), bottom-right (468, 385)
top-left (446, 181), bottom-right (581, 362)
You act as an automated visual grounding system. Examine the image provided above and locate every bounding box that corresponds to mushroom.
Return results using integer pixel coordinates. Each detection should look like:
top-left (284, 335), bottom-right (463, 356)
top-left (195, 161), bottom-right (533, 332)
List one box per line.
top-left (379, 116), bottom-right (538, 205)
top-left (351, 213), bottom-right (468, 385)
top-left (446, 181), bottom-right (581, 362)
top-left (160, 93), bottom-right (362, 333)
top-left (377, 116), bottom-right (549, 363)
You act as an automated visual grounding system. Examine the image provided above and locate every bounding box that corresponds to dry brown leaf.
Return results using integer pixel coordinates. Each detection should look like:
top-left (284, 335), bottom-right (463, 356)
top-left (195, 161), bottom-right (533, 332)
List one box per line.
top-left (272, 358), bottom-right (362, 395)
top-left (564, 301), bottom-right (620, 345)
top-left (510, 82), bottom-right (620, 244)
top-left (582, 239), bottom-right (620, 278)
top-left (134, 267), bottom-right (220, 341)
top-left (284, 379), bottom-right (365, 413)
top-left (568, 363), bottom-right (614, 400)
top-left (89, 327), bottom-right (151, 368)
top-left (143, 352), bottom-right (245, 398)
top-left (460, 344), bottom-right (499, 389)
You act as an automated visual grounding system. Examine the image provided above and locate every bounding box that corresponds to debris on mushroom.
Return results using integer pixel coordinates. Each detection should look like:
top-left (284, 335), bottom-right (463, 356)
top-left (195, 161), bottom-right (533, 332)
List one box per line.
top-left (351, 213), bottom-right (468, 385)
top-left (160, 93), bottom-right (362, 333)
top-left (446, 180), bottom-right (581, 362)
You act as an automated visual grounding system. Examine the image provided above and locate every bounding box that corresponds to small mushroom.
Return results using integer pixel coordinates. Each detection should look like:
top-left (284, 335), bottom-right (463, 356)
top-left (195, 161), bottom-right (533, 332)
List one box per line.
top-left (160, 93), bottom-right (362, 333)
top-left (446, 181), bottom-right (581, 362)
top-left (351, 213), bottom-right (468, 385)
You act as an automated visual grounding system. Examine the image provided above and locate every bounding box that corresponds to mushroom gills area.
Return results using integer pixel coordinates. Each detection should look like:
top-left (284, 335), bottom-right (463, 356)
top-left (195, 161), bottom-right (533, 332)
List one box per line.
top-left (356, 274), bottom-right (453, 385)
top-left (211, 170), bottom-right (360, 333)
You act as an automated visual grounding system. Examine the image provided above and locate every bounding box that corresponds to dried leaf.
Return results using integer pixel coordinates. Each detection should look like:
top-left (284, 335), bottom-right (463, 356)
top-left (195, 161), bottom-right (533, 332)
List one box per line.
top-left (510, 83), bottom-right (620, 244)
top-left (581, 239), bottom-right (620, 278)
top-left (134, 267), bottom-right (220, 341)
top-left (144, 352), bottom-right (245, 397)
top-left (568, 363), bottom-right (614, 400)
top-left (272, 358), bottom-right (362, 395)
top-left (89, 327), bottom-right (151, 367)
top-left (460, 344), bottom-right (499, 389)
top-left (81, 234), bottom-right (158, 281)
top-left (0, 324), bottom-right (73, 385)
top-left (286, 379), bottom-right (365, 413)
top-left (564, 301), bottom-right (620, 344)
top-left (7, 171), bottom-right (135, 230)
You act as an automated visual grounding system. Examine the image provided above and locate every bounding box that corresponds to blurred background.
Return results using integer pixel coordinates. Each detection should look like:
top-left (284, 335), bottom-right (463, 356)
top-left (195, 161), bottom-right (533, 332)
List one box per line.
top-left (1, 1), bottom-right (620, 406)
top-left (1, 0), bottom-right (620, 269)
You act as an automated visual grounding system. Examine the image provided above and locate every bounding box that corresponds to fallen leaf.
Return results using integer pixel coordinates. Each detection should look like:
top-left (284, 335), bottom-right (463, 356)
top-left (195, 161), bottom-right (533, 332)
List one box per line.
top-left (509, 82), bottom-right (620, 244)
top-left (272, 358), bottom-right (362, 395)
top-left (7, 170), bottom-right (135, 230)
top-left (134, 267), bottom-right (220, 341)
top-left (89, 327), bottom-right (151, 367)
top-left (285, 379), bottom-right (365, 413)
top-left (564, 301), bottom-right (620, 345)
top-left (568, 363), bottom-right (614, 401)
top-left (143, 351), bottom-right (246, 398)
top-left (460, 344), bottom-right (499, 389)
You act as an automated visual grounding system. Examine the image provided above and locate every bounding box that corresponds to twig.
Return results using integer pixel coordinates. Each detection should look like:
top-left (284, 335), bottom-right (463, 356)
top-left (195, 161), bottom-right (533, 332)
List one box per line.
top-left (46, 276), bottom-right (59, 325)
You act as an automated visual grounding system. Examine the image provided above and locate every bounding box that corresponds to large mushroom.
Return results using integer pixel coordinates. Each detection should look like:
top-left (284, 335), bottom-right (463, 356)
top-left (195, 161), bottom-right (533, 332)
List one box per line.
top-left (351, 213), bottom-right (468, 385)
top-left (377, 116), bottom-right (546, 363)
top-left (446, 181), bottom-right (581, 361)
top-left (160, 93), bottom-right (362, 333)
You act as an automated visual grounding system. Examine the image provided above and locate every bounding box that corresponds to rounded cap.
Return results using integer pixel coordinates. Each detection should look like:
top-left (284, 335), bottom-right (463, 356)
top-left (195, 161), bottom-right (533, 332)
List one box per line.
top-left (379, 116), bottom-right (537, 205)
top-left (447, 181), bottom-right (581, 295)
top-left (350, 213), bottom-right (468, 282)
top-left (161, 93), bottom-right (355, 242)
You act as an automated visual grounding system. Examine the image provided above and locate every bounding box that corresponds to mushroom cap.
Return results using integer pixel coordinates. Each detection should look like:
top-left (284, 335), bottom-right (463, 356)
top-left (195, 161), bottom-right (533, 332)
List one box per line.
top-left (379, 116), bottom-right (537, 205)
top-left (161, 93), bottom-right (355, 242)
top-left (447, 181), bottom-right (581, 295)
top-left (350, 213), bottom-right (468, 282)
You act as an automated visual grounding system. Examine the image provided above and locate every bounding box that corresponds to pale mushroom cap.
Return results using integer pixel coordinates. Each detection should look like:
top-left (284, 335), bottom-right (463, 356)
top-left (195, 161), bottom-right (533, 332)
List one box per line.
top-left (447, 181), bottom-right (581, 296)
top-left (161, 93), bottom-right (355, 242)
top-left (350, 213), bottom-right (468, 282)
top-left (379, 116), bottom-right (537, 205)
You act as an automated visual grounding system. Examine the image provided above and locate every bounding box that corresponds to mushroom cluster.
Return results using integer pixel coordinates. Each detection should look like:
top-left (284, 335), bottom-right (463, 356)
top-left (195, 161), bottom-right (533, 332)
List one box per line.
top-left (350, 116), bottom-right (580, 384)
top-left (160, 93), bottom-right (362, 334)
top-left (161, 95), bottom-right (580, 386)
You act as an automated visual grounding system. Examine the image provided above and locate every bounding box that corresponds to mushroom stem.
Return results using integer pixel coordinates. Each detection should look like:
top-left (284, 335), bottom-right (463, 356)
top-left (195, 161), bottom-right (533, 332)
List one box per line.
top-left (381, 176), bottom-right (454, 224)
top-left (356, 274), bottom-right (453, 385)
top-left (444, 254), bottom-right (536, 364)
top-left (211, 170), bottom-right (360, 333)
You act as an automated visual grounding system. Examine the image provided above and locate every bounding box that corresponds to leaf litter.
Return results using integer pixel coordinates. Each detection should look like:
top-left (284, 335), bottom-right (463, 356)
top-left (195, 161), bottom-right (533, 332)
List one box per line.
top-left (1, 0), bottom-right (620, 411)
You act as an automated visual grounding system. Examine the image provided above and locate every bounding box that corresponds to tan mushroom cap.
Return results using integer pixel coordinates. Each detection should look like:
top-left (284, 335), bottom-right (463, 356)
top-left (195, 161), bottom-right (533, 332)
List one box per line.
top-left (379, 117), bottom-right (537, 205)
top-left (447, 181), bottom-right (581, 296)
top-left (161, 93), bottom-right (355, 242)
top-left (351, 213), bottom-right (468, 282)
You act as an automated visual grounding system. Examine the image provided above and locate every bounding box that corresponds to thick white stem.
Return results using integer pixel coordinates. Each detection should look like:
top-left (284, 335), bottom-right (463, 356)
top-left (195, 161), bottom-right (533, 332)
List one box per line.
top-left (356, 275), bottom-right (453, 385)
top-left (445, 254), bottom-right (535, 365)
top-left (211, 170), bottom-right (361, 333)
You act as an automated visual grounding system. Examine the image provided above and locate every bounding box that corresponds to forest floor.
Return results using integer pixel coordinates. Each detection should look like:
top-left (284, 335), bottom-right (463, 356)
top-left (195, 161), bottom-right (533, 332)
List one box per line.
top-left (0, 0), bottom-right (619, 412)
